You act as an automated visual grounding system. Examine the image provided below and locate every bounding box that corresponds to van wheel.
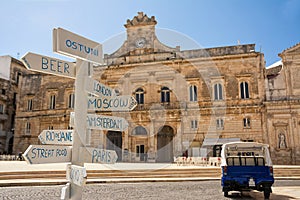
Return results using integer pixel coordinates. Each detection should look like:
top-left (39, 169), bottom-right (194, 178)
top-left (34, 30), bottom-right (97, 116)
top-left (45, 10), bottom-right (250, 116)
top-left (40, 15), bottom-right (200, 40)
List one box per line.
top-left (224, 191), bottom-right (229, 197)
top-left (264, 188), bottom-right (271, 199)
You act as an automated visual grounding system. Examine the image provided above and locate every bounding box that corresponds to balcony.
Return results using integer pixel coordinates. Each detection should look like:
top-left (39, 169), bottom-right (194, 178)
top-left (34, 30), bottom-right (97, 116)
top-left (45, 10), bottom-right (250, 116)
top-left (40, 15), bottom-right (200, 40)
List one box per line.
top-left (0, 113), bottom-right (8, 120)
top-left (0, 130), bottom-right (6, 136)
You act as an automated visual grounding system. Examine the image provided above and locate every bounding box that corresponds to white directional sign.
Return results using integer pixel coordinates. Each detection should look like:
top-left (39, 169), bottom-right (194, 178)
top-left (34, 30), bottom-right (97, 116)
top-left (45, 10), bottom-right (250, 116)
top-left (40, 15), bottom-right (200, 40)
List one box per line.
top-left (21, 52), bottom-right (76, 79)
top-left (87, 113), bottom-right (129, 131)
top-left (88, 95), bottom-right (137, 111)
top-left (23, 145), bottom-right (72, 164)
top-left (53, 27), bottom-right (103, 65)
top-left (79, 147), bottom-right (118, 164)
top-left (66, 165), bottom-right (87, 186)
top-left (85, 77), bottom-right (116, 97)
top-left (38, 130), bottom-right (73, 145)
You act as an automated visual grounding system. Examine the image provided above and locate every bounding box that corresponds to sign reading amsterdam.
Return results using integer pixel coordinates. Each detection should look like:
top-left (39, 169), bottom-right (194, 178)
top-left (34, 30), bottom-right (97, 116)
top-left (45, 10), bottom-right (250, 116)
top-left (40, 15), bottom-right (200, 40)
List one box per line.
top-left (88, 95), bottom-right (137, 111)
top-left (87, 113), bottom-right (128, 131)
top-left (21, 52), bottom-right (76, 79)
top-left (38, 130), bottom-right (73, 145)
top-left (79, 147), bottom-right (118, 164)
top-left (53, 28), bottom-right (103, 65)
top-left (23, 145), bottom-right (72, 164)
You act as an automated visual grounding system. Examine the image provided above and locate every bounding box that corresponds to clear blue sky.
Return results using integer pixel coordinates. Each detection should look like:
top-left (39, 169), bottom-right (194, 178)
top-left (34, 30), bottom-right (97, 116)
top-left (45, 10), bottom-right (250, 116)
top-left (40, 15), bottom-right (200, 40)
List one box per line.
top-left (0, 0), bottom-right (299, 66)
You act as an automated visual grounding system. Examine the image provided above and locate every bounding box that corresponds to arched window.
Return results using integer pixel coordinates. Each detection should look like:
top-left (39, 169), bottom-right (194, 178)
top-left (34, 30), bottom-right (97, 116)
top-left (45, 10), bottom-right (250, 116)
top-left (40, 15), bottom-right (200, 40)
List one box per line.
top-left (214, 83), bottom-right (223, 100)
top-left (132, 126), bottom-right (147, 135)
top-left (240, 81), bottom-right (249, 99)
top-left (189, 85), bottom-right (197, 102)
top-left (161, 87), bottom-right (170, 103)
top-left (135, 88), bottom-right (144, 104)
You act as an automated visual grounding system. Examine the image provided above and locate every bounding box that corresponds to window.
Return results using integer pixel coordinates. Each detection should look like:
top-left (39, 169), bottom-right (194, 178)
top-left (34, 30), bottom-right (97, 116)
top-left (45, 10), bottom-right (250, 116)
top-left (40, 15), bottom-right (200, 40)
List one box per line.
top-left (161, 87), bottom-right (170, 103)
top-left (135, 88), bottom-right (144, 104)
top-left (191, 120), bottom-right (198, 130)
top-left (243, 118), bottom-right (251, 128)
top-left (189, 85), bottom-right (197, 102)
top-left (216, 118), bottom-right (224, 129)
top-left (132, 126), bottom-right (147, 135)
top-left (49, 94), bottom-right (56, 109)
top-left (48, 126), bottom-right (53, 130)
top-left (240, 81), bottom-right (249, 99)
top-left (1, 89), bottom-right (5, 95)
top-left (25, 122), bottom-right (31, 135)
top-left (214, 83), bottom-right (223, 100)
top-left (68, 93), bottom-right (75, 109)
top-left (0, 104), bottom-right (4, 114)
top-left (27, 99), bottom-right (33, 111)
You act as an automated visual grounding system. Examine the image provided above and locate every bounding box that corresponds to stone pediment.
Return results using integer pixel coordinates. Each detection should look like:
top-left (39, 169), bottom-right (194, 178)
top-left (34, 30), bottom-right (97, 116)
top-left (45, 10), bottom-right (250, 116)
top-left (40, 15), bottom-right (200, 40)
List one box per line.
top-left (280, 42), bottom-right (300, 55)
top-left (124, 12), bottom-right (157, 28)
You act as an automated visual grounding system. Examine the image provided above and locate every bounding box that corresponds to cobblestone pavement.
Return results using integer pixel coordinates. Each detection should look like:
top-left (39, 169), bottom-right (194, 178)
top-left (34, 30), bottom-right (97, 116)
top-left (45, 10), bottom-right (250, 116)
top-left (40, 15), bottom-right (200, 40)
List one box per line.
top-left (0, 180), bottom-right (299, 200)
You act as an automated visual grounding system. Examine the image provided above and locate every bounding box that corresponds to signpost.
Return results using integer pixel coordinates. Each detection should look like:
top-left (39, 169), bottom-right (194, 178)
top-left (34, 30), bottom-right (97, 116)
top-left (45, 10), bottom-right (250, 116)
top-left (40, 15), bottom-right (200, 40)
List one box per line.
top-left (87, 113), bottom-right (129, 131)
top-left (38, 130), bottom-right (73, 145)
top-left (21, 52), bottom-right (76, 79)
top-left (21, 27), bottom-right (134, 199)
top-left (88, 95), bottom-right (137, 111)
top-left (79, 147), bottom-right (118, 164)
top-left (23, 145), bottom-right (72, 164)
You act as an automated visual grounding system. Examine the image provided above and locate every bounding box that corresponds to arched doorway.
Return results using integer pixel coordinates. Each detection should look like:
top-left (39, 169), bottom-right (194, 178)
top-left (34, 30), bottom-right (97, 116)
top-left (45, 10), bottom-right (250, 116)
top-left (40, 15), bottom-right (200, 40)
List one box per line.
top-left (132, 126), bottom-right (148, 162)
top-left (107, 131), bottom-right (122, 162)
top-left (156, 126), bottom-right (174, 162)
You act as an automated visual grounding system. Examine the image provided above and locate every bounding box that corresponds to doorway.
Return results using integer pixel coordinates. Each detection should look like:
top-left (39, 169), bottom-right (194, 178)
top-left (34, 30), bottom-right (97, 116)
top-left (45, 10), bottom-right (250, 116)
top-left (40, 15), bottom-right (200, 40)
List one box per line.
top-left (156, 126), bottom-right (174, 162)
top-left (106, 131), bottom-right (122, 161)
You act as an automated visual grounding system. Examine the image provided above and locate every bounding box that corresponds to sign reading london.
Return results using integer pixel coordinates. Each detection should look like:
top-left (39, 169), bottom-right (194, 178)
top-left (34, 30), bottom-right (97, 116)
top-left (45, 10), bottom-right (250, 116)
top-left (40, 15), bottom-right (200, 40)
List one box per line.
top-left (85, 78), bottom-right (116, 97)
top-left (38, 130), bottom-right (73, 145)
top-left (21, 52), bottom-right (76, 79)
top-left (87, 113), bottom-right (129, 131)
top-left (53, 28), bottom-right (103, 65)
top-left (23, 145), bottom-right (72, 164)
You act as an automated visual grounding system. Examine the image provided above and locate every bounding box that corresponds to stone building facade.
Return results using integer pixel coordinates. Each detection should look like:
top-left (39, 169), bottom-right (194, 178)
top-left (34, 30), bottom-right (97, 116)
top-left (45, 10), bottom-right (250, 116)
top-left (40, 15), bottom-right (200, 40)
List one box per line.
top-left (0, 56), bottom-right (29, 154)
top-left (9, 12), bottom-right (300, 164)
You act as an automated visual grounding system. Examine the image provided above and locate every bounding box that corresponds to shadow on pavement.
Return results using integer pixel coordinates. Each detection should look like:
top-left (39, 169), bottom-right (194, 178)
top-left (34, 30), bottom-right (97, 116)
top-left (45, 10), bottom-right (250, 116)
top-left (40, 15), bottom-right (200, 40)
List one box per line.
top-left (225, 191), bottom-right (297, 200)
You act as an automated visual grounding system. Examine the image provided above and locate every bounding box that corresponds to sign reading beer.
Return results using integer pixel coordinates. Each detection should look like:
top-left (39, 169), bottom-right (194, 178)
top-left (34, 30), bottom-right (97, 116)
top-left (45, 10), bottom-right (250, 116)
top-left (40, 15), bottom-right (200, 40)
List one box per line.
top-left (21, 52), bottom-right (76, 79)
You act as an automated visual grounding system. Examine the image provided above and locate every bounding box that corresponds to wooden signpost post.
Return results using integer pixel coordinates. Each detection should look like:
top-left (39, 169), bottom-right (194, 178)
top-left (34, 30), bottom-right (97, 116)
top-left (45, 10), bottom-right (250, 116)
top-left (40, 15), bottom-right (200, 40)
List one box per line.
top-left (22, 27), bottom-right (134, 200)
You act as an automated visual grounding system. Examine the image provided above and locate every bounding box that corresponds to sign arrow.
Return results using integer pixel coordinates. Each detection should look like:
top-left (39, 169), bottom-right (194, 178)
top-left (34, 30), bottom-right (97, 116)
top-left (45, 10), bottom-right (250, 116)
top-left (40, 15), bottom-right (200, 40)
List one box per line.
top-left (23, 145), bottom-right (72, 164)
top-left (86, 113), bottom-right (129, 131)
top-left (85, 77), bottom-right (116, 98)
top-left (38, 130), bottom-right (73, 145)
top-left (87, 95), bottom-right (137, 111)
top-left (53, 27), bottom-right (103, 65)
top-left (79, 147), bottom-right (118, 164)
top-left (21, 52), bottom-right (76, 79)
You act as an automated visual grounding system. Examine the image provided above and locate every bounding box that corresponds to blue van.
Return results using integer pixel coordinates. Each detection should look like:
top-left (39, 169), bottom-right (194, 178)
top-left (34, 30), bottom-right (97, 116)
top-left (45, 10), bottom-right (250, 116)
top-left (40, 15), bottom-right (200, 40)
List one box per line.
top-left (221, 142), bottom-right (274, 199)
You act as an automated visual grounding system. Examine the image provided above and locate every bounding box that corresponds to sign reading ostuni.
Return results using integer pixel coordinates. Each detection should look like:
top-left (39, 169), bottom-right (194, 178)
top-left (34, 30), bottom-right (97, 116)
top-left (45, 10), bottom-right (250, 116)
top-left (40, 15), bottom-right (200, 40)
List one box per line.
top-left (53, 28), bottom-right (103, 65)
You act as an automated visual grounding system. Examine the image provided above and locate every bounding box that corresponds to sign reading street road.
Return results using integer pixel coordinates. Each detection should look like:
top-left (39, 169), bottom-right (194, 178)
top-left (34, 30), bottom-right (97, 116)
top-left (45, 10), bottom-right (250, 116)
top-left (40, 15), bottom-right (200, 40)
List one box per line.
top-left (53, 28), bottom-right (103, 65)
top-left (23, 145), bottom-right (72, 164)
top-left (79, 147), bottom-right (118, 164)
top-left (21, 52), bottom-right (76, 79)
top-left (66, 165), bottom-right (87, 186)
top-left (88, 95), bottom-right (137, 111)
top-left (87, 113), bottom-right (129, 131)
top-left (85, 77), bottom-right (116, 97)
top-left (38, 130), bottom-right (73, 145)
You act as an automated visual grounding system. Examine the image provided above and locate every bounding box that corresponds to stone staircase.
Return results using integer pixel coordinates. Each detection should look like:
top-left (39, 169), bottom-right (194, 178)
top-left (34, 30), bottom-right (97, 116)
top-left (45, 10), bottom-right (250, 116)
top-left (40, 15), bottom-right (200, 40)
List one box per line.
top-left (0, 165), bottom-right (299, 186)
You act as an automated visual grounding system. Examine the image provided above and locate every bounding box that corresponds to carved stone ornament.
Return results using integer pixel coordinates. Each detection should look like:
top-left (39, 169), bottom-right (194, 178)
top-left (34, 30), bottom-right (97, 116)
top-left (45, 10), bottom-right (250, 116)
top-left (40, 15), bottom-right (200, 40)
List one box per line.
top-left (124, 12), bottom-right (157, 28)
